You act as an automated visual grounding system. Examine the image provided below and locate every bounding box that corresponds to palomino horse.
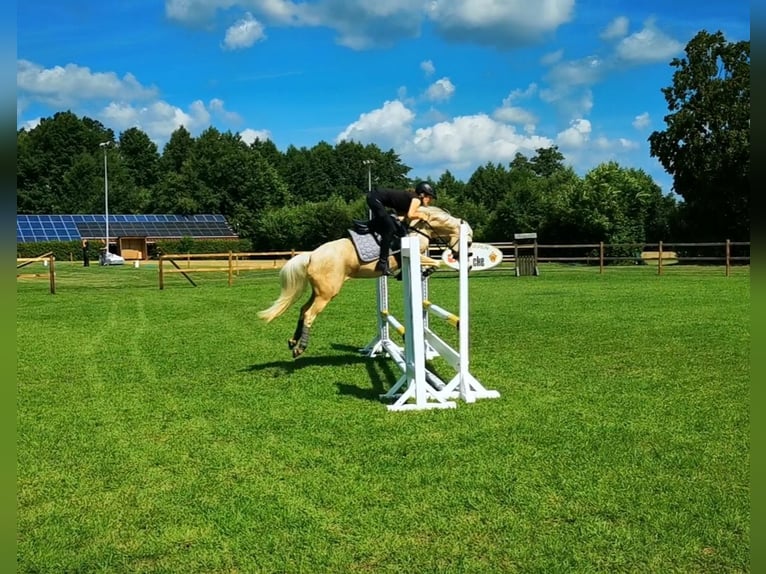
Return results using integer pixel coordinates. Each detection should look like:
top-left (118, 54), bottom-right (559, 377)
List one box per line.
top-left (258, 205), bottom-right (472, 358)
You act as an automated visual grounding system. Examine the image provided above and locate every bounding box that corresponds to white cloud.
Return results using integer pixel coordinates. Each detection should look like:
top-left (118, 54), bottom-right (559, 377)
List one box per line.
top-left (616, 20), bottom-right (683, 63)
top-left (422, 106), bottom-right (450, 124)
top-left (167, 0), bottom-right (573, 50)
top-left (538, 18), bottom-right (680, 120)
top-left (546, 55), bottom-right (604, 87)
top-left (223, 12), bottom-right (267, 50)
top-left (601, 16), bottom-right (629, 40)
top-left (493, 84), bottom-right (539, 127)
top-left (592, 135), bottom-right (639, 152)
top-left (101, 99), bottom-right (211, 142)
top-left (493, 106), bottom-right (537, 126)
top-left (540, 49), bottom-right (564, 66)
top-left (425, 77), bottom-right (455, 102)
top-left (17, 60), bottom-right (158, 107)
top-left (556, 118), bottom-right (591, 149)
top-left (165, 0), bottom-right (232, 25)
top-left (540, 86), bottom-right (594, 120)
top-left (427, 0), bottom-right (575, 47)
top-left (97, 97), bottom-right (250, 145)
top-left (540, 56), bottom-right (601, 119)
top-left (409, 114), bottom-right (553, 168)
top-left (618, 137), bottom-right (639, 150)
top-left (166, 0), bottom-right (301, 26)
top-left (258, 0), bottom-right (304, 24)
top-left (102, 100), bottom-right (210, 140)
top-left (240, 128), bottom-right (272, 143)
top-left (209, 98), bottom-right (242, 123)
top-left (336, 101), bottom-right (553, 173)
top-left (505, 83), bottom-right (538, 102)
top-left (632, 112), bottom-right (650, 130)
top-left (396, 85), bottom-right (417, 107)
top-left (421, 60), bottom-right (435, 76)
top-left (336, 100), bottom-right (416, 148)
top-left (21, 117), bottom-right (41, 131)
top-left (304, 0), bottom-right (423, 50)
top-left (552, 119), bottom-right (642, 172)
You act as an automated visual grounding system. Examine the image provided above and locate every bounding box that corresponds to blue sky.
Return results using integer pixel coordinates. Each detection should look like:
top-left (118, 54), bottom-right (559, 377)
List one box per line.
top-left (17, 1), bottom-right (750, 194)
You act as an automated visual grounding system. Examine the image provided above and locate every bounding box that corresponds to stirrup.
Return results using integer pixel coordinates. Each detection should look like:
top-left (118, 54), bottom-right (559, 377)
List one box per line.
top-left (375, 261), bottom-right (393, 276)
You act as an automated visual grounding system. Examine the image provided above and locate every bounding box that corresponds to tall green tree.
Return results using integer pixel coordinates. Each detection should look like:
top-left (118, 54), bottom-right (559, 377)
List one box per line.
top-left (464, 162), bottom-right (508, 212)
top-left (649, 30), bottom-right (749, 240)
top-left (158, 125), bottom-right (195, 174)
top-left (17, 111), bottom-right (114, 213)
top-left (152, 126), bottom-right (197, 212)
top-left (530, 146), bottom-right (566, 178)
top-left (119, 127), bottom-right (160, 191)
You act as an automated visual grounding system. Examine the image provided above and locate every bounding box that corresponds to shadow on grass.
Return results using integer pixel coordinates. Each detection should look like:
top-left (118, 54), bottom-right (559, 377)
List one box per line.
top-left (243, 342), bottom-right (402, 403)
top-left (244, 352), bottom-right (369, 373)
top-left (330, 344), bottom-right (401, 402)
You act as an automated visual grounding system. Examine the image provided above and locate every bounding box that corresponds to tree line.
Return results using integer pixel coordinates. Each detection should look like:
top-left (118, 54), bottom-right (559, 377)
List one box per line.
top-left (16, 30), bottom-right (749, 250)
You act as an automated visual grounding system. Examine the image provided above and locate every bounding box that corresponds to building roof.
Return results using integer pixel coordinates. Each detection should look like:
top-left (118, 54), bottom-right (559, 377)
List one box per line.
top-left (17, 214), bottom-right (239, 243)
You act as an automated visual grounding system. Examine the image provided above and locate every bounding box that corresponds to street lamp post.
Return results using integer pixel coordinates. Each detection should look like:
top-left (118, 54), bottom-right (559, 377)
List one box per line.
top-left (99, 142), bottom-right (110, 264)
top-left (362, 159), bottom-right (374, 193)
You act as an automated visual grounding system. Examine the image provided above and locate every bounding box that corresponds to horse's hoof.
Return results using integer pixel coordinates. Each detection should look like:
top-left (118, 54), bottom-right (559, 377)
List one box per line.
top-left (292, 347), bottom-right (305, 359)
top-left (288, 339), bottom-right (297, 350)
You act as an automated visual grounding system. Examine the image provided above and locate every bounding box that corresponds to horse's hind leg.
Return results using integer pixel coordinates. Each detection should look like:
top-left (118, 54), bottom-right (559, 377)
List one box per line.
top-left (290, 292), bottom-right (336, 359)
top-left (290, 271), bottom-right (345, 358)
top-left (288, 294), bottom-right (313, 354)
top-left (288, 316), bottom-right (304, 351)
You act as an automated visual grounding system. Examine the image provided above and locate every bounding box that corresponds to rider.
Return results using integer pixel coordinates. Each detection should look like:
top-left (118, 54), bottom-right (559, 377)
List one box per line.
top-left (366, 181), bottom-right (437, 276)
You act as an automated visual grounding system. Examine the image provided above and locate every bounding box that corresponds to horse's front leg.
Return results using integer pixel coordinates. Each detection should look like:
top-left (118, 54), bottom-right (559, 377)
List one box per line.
top-left (418, 254), bottom-right (442, 279)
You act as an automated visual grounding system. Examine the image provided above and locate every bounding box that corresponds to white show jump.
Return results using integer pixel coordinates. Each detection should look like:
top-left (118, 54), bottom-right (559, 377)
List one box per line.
top-left (361, 222), bottom-right (500, 411)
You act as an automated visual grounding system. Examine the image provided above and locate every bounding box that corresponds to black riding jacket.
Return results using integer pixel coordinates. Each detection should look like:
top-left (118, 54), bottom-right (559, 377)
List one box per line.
top-left (370, 188), bottom-right (418, 216)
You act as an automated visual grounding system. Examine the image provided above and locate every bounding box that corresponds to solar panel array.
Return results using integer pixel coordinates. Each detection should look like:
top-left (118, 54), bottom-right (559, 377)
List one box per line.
top-left (17, 214), bottom-right (238, 243)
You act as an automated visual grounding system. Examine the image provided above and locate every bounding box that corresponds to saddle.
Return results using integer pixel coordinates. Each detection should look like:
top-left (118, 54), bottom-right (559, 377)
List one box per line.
top-left (348, 214), bottom-right (409, 269)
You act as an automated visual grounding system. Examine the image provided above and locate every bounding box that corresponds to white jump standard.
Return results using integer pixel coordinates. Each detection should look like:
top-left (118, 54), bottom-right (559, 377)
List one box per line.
top-left (362, 222), bottom-right (500, 411)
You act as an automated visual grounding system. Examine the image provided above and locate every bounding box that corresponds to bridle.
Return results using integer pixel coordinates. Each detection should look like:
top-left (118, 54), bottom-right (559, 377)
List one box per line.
top-left (408, 212), bottom-right (464, 254)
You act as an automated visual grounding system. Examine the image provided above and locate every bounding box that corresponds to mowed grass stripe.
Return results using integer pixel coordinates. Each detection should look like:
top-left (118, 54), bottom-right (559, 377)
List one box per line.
top-left (17, 262), bottom-right (749, 573)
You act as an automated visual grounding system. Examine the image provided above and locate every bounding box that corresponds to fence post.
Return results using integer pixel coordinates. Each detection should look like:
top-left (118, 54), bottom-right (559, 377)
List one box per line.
top-left (49, 256), bottom-right (56, 294)
top-left (725, 239), bottom-right (731, 277)
top-left (658, 241), bottom-right (664, 276)
top-left (228, 251), bottom-right (233, 286)
top-left (159, 257), bottom-right (165, 290)
top-left (599, 241), bottom-right (604, 274)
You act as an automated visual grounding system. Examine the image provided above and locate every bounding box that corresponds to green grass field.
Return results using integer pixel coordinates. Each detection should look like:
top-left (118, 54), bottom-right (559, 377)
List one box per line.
top-left (17, 262), bottom-right (750, 573)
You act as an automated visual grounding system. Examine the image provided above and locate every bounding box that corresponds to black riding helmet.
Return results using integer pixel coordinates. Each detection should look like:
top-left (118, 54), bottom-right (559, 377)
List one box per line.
top-left (415, 181), bottom-right (437, 199)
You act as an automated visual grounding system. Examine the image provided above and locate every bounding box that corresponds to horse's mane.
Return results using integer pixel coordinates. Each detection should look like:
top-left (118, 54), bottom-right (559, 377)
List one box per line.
top-left (417, 205), bottom-right (459, 227)
top-left (410, 205), bottom-right (473, 246)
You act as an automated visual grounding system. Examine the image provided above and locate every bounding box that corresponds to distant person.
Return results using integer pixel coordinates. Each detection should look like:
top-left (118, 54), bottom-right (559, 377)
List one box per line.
top-left (366, 181), bottom-right (437, 276)
top-left (82, 238), bottom-right (89, 267)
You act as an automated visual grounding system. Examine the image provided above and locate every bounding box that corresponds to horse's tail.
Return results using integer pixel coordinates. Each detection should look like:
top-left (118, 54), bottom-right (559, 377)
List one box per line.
top-left (257, 251), bottom-right (311, 323)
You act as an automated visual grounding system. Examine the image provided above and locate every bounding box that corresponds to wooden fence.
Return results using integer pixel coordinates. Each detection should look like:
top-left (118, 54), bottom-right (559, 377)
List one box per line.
top-left (17, 252), bottom-right (56, 293)
top-left (157, 240), bottom-right (749, 289)
top-left (158, 250), bottom-right (298, 289)
top-left (429, 240), bottom-right (750, 276)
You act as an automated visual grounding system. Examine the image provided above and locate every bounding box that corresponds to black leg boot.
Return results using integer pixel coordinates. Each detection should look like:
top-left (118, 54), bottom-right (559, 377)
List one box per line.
top-left (375, 259), bottom-right (393, 276)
